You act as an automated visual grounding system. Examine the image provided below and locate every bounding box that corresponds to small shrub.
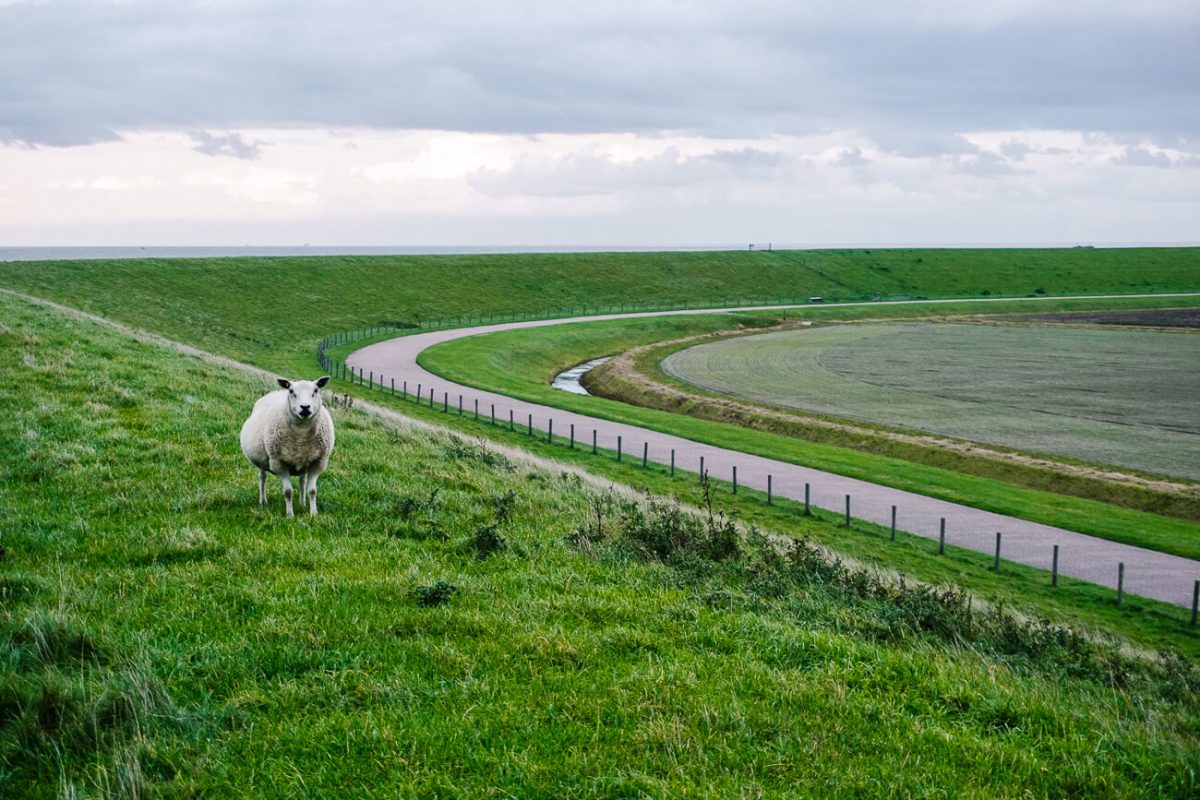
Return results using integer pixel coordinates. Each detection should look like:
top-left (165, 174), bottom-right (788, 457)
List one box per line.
top-left (618, 482), bottom-right (739, 564)
top-left (413, 581), bottom-right (458, 607)
top-left (471, 525), bottom-right (507, 557)
top-left (490, 490), bottom-right (517, 525)
top-left (396, 488), bottom-right (441, 520)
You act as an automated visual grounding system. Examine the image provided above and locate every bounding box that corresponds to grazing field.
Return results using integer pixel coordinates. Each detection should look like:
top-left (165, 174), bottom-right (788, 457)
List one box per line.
top-left (5, 284), bottom-right (1200, 798)
top-left (661, 322), bottom-right (1200, 481)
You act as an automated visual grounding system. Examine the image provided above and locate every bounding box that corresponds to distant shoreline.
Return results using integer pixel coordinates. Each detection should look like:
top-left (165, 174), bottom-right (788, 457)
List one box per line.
top-left (3, 242), bottom-right (1198, 263)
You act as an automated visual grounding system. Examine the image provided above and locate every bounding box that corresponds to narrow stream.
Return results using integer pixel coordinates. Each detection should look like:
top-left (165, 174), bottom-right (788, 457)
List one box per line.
top-left (551, 356), bottom-right (611, 395)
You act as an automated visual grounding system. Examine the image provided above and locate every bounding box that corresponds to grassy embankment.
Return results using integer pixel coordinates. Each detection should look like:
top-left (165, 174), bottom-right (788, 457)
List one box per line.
top-left (415, 297), bottom-right (1200, 559)
top-left (3, 286), bottom-right (1200, 796)
top-left (0, 246), bottom-right (1196, 381)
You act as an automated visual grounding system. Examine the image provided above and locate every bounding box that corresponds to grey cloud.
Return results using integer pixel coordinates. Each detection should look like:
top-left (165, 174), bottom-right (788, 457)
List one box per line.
top-left (868, 131), bottom-right (979, 158)
top-left (953, 152), bottom-right (1026, 177)
top-left (189, 130), bottom-right (264, 159)
top-left (999, 141), bottom-right (1033, 161)
top-left (833, 147), bottom-right (871, 167)
top-left (1110, 145), bottom-right (1171, 167)
top-left (1, 1), bottom-right (1197, 147)
top-left (1110, 145), bottom-right (1200, 169)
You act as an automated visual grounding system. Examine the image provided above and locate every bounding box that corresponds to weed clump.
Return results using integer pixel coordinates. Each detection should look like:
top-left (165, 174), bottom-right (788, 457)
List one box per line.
top-left (413, 581), bottom-right (459, 607)
top-left (443, 437), bottom-right (513, 470)
top-left (391, 488), bottom-right (446, 540)
top-left (471, 525), bottom-right (507, 557)
top-left (616, 477), bottom-right (740, 564)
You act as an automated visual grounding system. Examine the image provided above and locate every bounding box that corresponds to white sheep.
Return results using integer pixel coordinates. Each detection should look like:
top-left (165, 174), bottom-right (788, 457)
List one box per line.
top-left (240, 376), bottom-right (335, 516)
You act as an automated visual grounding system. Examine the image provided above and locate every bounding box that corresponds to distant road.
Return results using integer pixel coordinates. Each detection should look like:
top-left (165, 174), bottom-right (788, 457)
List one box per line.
top-left (348, 293), bottom-right (1200, 607)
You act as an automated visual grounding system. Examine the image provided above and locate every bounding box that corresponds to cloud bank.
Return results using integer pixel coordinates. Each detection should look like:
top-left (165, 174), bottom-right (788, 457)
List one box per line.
top-left (2, 0), bottom-right (1197, 150)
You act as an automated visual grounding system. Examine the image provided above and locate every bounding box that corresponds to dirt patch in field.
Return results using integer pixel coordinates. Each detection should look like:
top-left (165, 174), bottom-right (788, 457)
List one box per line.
top-left (1020, 308), bottom-right (1200, 328)
top-left (586, 323), bottom-right (1199, 500)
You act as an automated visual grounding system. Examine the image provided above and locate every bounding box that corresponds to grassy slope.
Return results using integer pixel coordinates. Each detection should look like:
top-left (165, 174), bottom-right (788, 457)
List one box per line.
top-left (0, 247), bottom-right (1196, 380)
top-left (415, 298), bottom-right (1200, 559)
top-left (3, 289), bottom-right (1200, 797)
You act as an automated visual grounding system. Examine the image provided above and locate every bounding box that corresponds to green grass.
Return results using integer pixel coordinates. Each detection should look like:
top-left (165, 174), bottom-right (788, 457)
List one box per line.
top-left (3, 284), bottom-right (1200, 797)
top-left (415, 298), bottom-right (1200, 560)
top-left (0, 247), bottom-right (1196, 379)
top-left (660, 321), bottom-right (1200, 480)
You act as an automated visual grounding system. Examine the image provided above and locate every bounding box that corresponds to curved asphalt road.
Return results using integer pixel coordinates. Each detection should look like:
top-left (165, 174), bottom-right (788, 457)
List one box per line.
top-left (348, 294), bottom-right (1200, 608)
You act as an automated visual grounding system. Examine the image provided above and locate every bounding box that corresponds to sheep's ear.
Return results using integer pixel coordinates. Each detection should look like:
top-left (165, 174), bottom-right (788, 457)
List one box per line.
top-left (316, 375), bottom-right (330, 388)
top-left (276, 378), bottom-right (291, 389)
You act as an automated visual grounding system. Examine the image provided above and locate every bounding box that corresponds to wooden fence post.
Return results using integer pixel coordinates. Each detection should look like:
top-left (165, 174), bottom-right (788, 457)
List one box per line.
top-left (890, 506), bottom-right (896, 541)
top-left (938, 518), bottom-right (945, 555)
top-left (844, 495), bottom-right (851, 526)
top-left (1117, 563), bottom-right (1125, 606)
top-left (1052, 545), bottom-right (1059, 587)
top-left (993, 533), bottom-right (1002, 571)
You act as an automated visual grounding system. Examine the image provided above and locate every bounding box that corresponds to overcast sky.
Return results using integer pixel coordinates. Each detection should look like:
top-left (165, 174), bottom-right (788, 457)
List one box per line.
top-left (1, 0), bottom-right (1197, 246)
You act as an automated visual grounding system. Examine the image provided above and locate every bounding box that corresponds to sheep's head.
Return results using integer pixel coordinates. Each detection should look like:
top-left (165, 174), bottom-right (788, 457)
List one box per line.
top-left (277, 376), bottom-right (330, 421)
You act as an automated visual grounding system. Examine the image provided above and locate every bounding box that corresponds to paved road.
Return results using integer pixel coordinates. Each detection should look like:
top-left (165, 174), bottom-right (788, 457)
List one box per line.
top-left (347, 295), bottom-right (1200, 608)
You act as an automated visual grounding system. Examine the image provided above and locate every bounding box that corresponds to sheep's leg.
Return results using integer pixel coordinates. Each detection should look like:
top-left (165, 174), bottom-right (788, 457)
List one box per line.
top-left (306, 469), bottom-right (319, 516)
top-left (258, 469), bottom-right (268, 506)
top-left (277, 467), bottom-right (295, 517)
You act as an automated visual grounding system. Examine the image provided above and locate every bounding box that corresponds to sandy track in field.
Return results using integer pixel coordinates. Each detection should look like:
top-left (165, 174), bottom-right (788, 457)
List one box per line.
top-left (348, 294), bottom-right (1200, 608)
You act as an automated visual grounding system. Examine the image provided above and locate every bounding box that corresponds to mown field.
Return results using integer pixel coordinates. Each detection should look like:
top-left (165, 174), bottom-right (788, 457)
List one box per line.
top-left (3, 285), bottom-right (1200, 797)
top-left (659, 322), bottom-right (1200, 480)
